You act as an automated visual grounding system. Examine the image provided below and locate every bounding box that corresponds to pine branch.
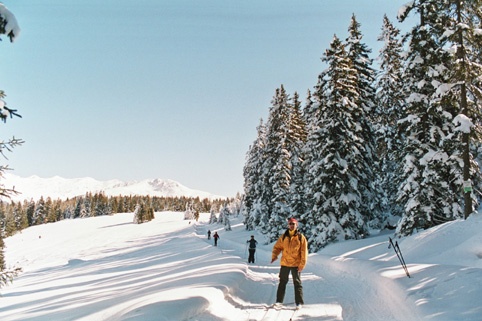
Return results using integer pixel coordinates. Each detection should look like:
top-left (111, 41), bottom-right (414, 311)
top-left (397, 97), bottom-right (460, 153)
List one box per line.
top-left (0, 267), bottom-right (22, 288)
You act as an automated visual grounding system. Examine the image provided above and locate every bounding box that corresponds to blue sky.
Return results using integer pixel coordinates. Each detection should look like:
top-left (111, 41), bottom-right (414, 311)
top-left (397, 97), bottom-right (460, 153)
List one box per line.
top-left (1, 0), bottom-right (411, 197)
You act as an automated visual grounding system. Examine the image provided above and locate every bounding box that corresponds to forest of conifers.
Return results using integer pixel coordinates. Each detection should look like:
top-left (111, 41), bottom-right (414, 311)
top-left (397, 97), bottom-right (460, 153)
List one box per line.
top-left (0, 194), bottom-right (233, 238)
top-left (242, 3), bottom-right (482, 252)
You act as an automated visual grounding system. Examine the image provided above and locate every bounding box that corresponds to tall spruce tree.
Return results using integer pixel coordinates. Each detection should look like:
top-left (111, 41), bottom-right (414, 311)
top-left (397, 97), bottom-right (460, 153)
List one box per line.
top-left (395, 1), bottom-right (466, 235)
top-left (346, 14), bottom-right (378, 117)
top-left (243, 119), bottom-right (267, 230)
top-left (345, 15), bottom-right (380, 228)
top-left (288, 92), bottom-right (308, 220)
top-left (440, 0), bottom-right (482, 218)
top-left (303, 33), bottom-right (375, 251)
top-left (262, 86), bottom-right (293, 242)
top-left (32, 197), bottom-right (46, 225)
top-left (243, 86), bottom-right (309, 241)
top-left (374, 15), bottom-right (406, 222)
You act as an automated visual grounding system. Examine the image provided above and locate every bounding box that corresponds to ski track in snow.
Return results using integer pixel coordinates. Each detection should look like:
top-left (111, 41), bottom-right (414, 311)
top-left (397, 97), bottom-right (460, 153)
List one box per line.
top-left (312, 256), bottom-right (421, 321)
top-left (6, 212), bottom-right (475, 320)
top-left (182, 222), bottom-right (423, 320)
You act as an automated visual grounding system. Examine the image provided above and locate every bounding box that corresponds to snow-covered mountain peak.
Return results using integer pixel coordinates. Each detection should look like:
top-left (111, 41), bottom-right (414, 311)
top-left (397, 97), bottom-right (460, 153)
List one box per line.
top-left (1, 173), bottom-right (225, 201)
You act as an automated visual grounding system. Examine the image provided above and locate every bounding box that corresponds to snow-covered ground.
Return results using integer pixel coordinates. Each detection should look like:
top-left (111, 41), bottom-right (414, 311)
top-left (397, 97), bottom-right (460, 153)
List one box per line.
top-left (2, 211), bottom-right (482, 320)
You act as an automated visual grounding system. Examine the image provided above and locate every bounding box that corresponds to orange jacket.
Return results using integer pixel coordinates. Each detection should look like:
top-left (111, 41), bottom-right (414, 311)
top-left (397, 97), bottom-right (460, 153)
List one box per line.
top-left (272, 230), bottom-right (308, 270)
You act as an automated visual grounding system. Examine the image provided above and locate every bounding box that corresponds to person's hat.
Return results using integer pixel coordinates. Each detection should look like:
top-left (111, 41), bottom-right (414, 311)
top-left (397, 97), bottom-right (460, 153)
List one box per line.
top-left (288, 217), bottom-right (298, 224)
top-left (251, 235), bottom-right (254, 237)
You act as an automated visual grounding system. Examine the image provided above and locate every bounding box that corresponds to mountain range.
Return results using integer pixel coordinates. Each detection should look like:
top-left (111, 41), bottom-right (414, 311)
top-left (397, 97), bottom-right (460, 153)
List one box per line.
top-left (1, 173), bottom-right (226, 202)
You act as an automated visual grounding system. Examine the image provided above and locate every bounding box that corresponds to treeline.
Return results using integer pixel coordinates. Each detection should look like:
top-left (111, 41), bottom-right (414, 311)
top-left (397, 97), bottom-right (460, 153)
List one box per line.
top-left (243, 5), bottom-right (482, 252)
top-left (0, 193), bottom-right (231, 237)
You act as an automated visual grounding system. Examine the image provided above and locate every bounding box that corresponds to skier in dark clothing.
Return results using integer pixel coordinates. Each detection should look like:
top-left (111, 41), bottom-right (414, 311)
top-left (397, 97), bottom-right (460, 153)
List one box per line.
top-left (207, 230), bottom-right (211, 240)
top-left (213, 231), bottom-right (220, 246)
top-left (247, 235), bottom-right (258, 263)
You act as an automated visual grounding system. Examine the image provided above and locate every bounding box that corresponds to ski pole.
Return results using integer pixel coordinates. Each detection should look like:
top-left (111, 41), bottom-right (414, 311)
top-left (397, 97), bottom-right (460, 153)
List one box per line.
top-left (394, 240), bottom-right (410, 277)
top-left (389, 237), bottom-right (411, 278)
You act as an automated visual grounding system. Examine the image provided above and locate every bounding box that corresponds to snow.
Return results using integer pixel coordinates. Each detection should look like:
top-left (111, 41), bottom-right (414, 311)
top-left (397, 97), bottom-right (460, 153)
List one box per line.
top-left (0, 3), bottom-right (20, 41)
top-left (2, 173), bottom-right (225, 201)
top-left (453, 114), bottom-right (473, 134)
top-left (397, 2), bottom-right (413, 21)
top-left (2, 211), bottom-right (482, 320)
top-left (0, 100), bottom-right (8, 117)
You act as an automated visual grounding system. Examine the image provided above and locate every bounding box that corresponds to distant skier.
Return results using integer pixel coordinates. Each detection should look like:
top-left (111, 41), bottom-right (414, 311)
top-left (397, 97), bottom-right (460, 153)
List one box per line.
top-left (213, 231), bottom-right (220, 246)
top-left (271, 217), bottom-right (308, 310)
top-left (207, 230), bottom-right (211, 240)
top-left (247, 235), bottom-right (258, 263)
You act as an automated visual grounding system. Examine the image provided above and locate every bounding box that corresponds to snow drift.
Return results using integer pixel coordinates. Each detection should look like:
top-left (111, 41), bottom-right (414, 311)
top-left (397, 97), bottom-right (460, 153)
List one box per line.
top-left (1, 210), bottom-right (482, 320)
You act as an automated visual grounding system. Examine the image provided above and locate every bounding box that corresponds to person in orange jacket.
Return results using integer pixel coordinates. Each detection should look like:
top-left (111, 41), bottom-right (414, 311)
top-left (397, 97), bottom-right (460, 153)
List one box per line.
top-left (271, 217), bottom-right (308, 309)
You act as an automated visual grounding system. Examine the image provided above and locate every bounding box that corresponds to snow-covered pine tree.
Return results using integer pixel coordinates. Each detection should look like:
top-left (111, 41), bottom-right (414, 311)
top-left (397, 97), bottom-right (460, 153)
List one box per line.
top-left (208, 207), bottom-right (217, 224)
top-left (1, 205), bottom-right (15, 237)
top-left (133, 198), bottom-right (154, 224)
top-left (303, 33), bottom-right (374, 251)
top-left (466, 0), bottom-right (482, 206)
top-left (288, 92), bottom-right (308, 220)
top-left (436, 0), bottom-right (482, 218)
top-left (302, 89), bottom-right (315, 128)
top-left (133, 203), bottom-right (142, 223)
top-left (219, 205), bottom-right (232, 231)
top-left (243, 119), bottom-right (267, 230)
top-left (374, 15), bottom-right (406, 225)
top-left (32, 197), bottom-right (46, 225)
top-left (183, 202), bottom-right (194, 220)
top-left (93, 192), bottom-right (111, 217)
top-left (25, 200), bottom-right (35, 225)
top-left (346, 14), bottom-right (378, 118)
top-left (395, 1), bottom-right (466, 235)
top-left (73, 198), bottom-right (82, 218)
top-left (300, 89), bottom-right (320, 237)
top-left (13, 202), bottom-right (27, 231)
top-left (81, 193), bottom-right (92, 218)
top-left (345, 14), bottom-right (380, 228)
top-left (63, 204), bottom-right (74, 220)
top-left (263, 86), bottom-right (296, 242)
top-left (228, 193), bottom-right (243, 217)
top-left (302, 35), bottom-right (356, 252)
top-left (217, 205), bottom-right (225, 225)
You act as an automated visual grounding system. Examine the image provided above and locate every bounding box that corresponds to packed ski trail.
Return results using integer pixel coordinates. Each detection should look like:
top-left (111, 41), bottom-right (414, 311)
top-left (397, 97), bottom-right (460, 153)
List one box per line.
top-left (193, 221), bottom-right (422, 321)
top-left (3, 211), bottom-right (482, 320)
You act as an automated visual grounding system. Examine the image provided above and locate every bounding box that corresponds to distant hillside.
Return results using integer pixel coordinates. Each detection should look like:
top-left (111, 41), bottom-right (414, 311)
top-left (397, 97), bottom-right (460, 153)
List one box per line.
top-left (2, 173), bottom-right (226, 202)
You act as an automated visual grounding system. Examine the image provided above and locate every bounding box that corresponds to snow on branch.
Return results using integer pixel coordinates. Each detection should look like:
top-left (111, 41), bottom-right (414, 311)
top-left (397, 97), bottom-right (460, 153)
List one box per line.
top-left (0, 2), bottom-right (20, 42)
top-left (453, 114), bottom-right (473, 134)
top-left (0, 97), bottom-right (21, 122)
top-left (397, 1), bottom-right (414, 22)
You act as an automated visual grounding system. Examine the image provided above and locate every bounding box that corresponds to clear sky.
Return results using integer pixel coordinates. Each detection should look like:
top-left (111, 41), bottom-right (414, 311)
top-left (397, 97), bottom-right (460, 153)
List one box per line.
top-left (1, 0), bottom-right (411, 197)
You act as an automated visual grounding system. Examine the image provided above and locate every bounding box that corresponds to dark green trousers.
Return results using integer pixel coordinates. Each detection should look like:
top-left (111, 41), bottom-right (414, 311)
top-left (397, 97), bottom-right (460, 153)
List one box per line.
top-left (276, 266), bottom-right (304, 305)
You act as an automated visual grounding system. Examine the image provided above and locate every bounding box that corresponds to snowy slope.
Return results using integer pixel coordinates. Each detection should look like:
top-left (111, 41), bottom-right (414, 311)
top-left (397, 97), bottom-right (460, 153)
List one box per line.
top-left (2, 173), bottom-right (225, 201)
top-left (2, 211), bottom-right (482, 320)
